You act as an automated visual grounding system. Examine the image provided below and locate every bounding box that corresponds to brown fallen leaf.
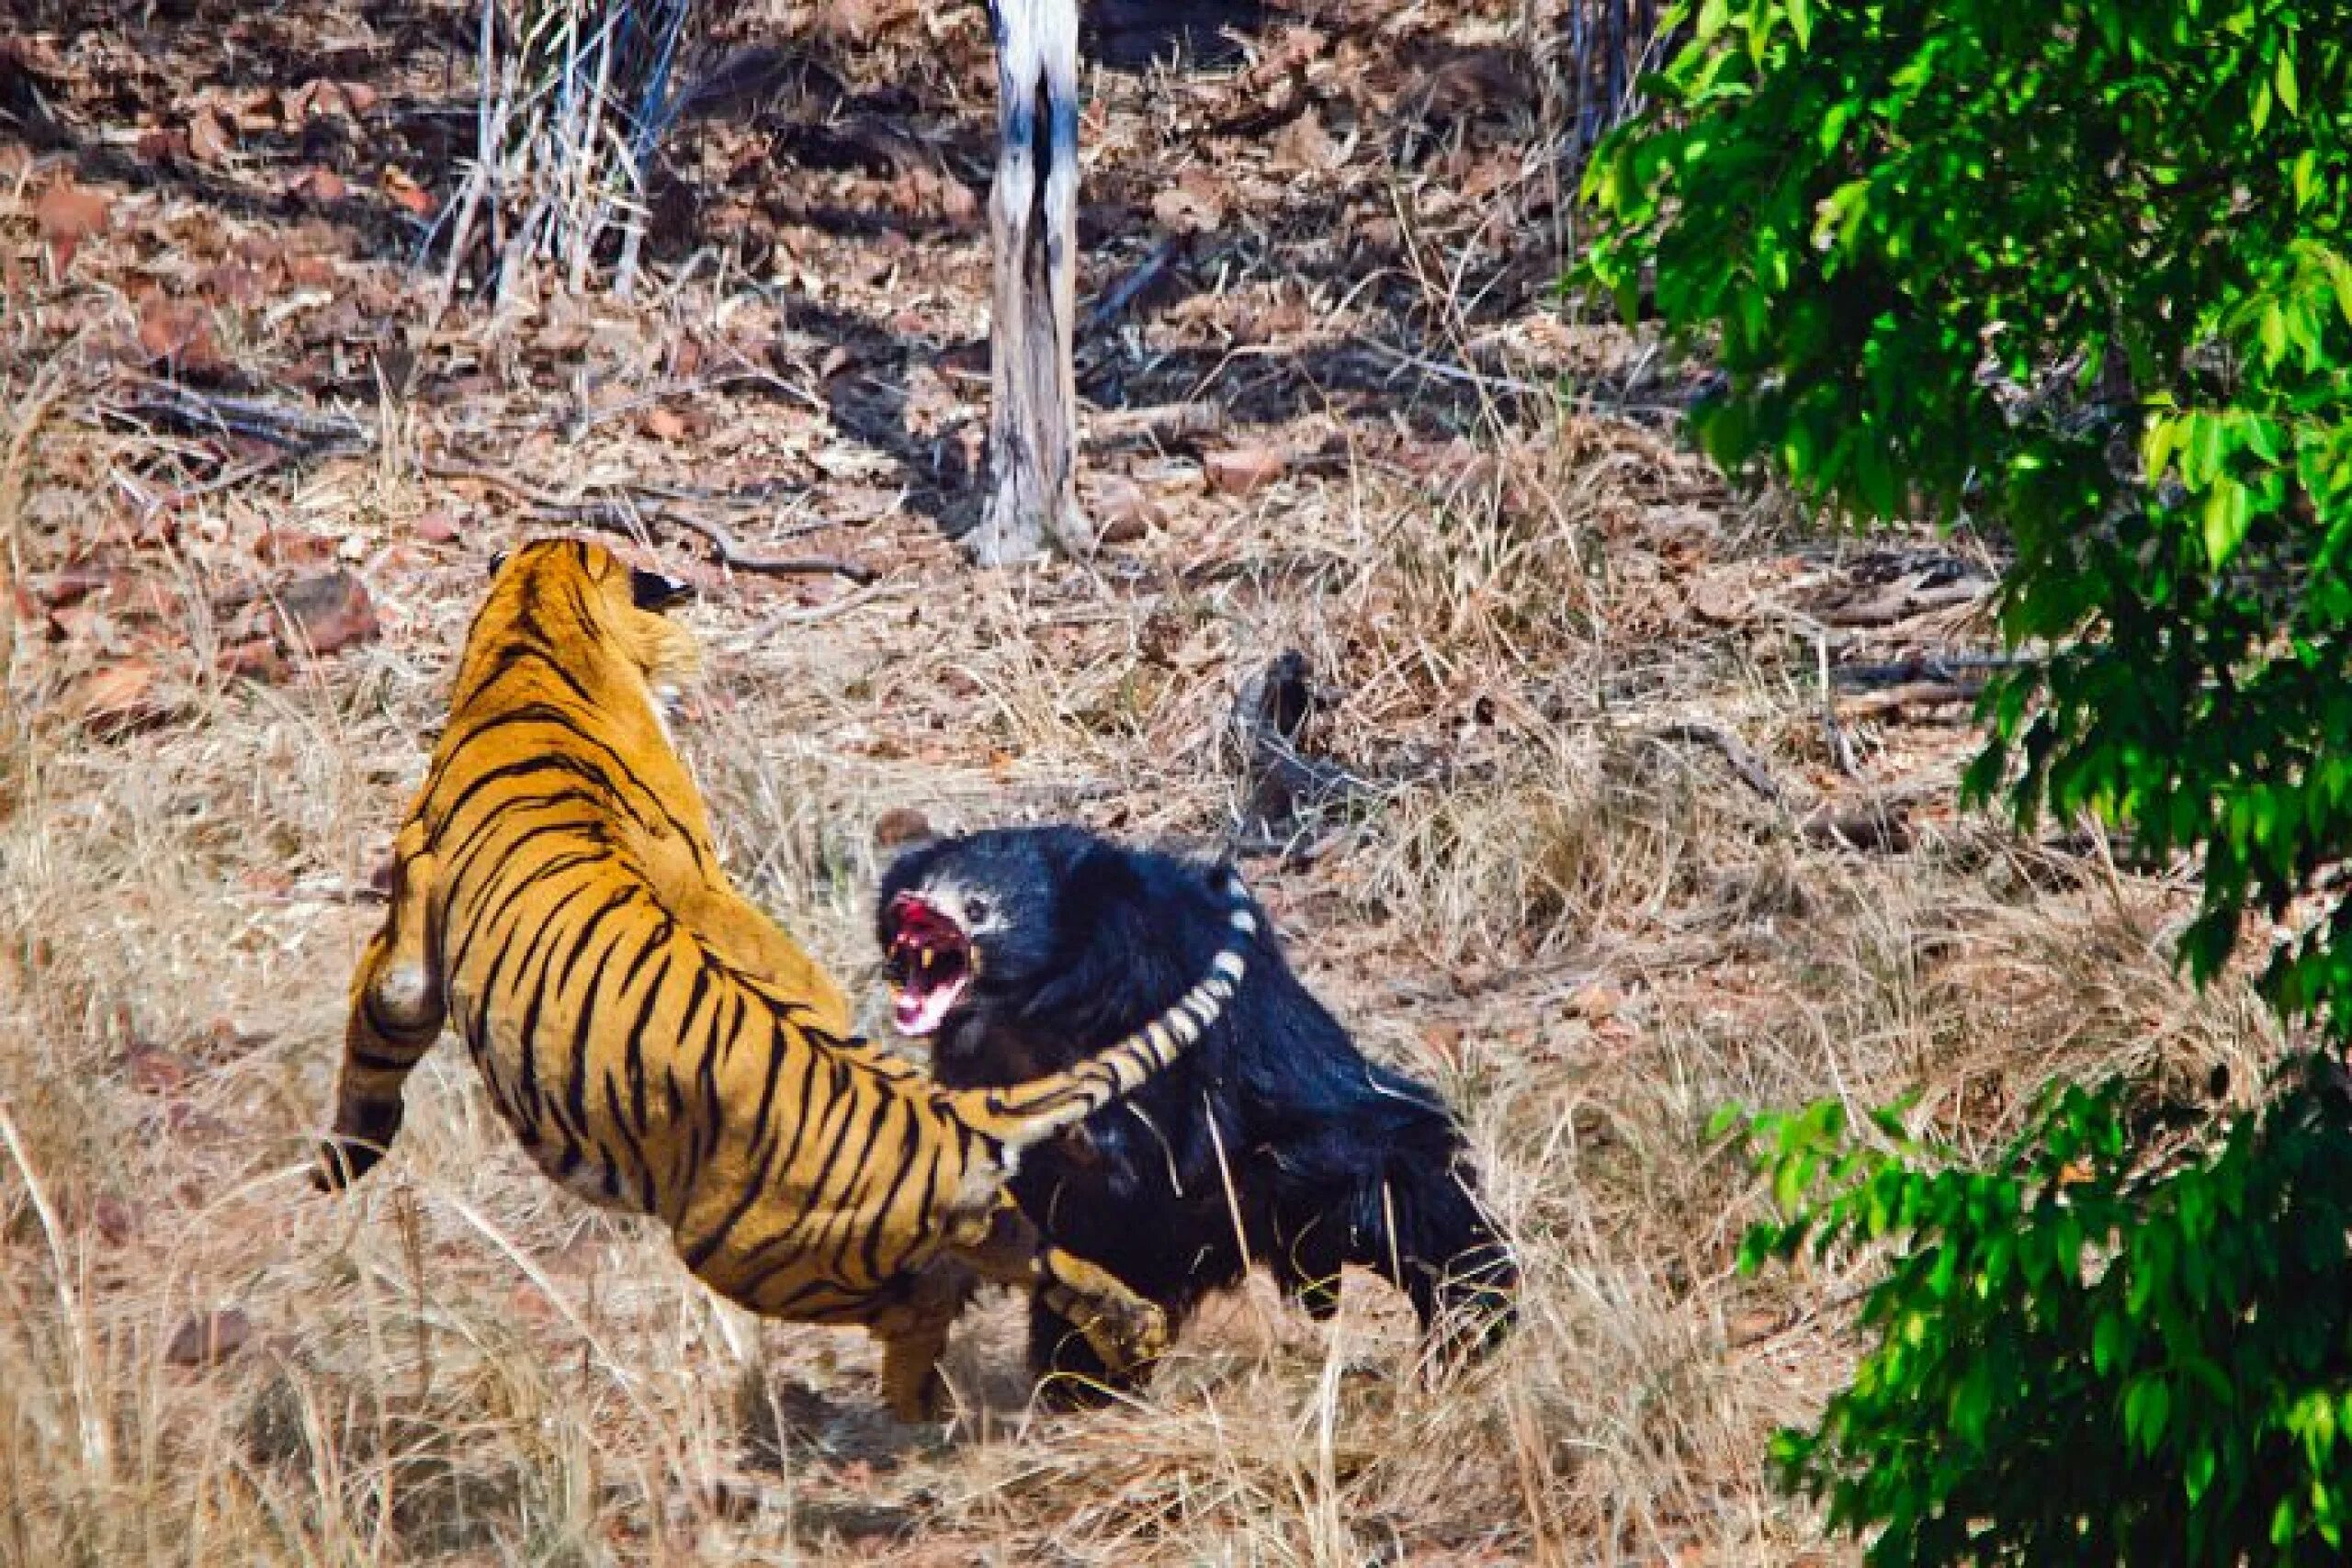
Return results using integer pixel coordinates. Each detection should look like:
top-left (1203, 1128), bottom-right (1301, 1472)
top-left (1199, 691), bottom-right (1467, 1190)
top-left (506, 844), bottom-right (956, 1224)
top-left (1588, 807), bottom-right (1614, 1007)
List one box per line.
top-left (134, 126), bottom-right (190, 164)
top-left (289, 166), bottom-right (347, 203)
top-left (1205, 445), bottom-right (1287, 497)
top-left (641, 406), bottom-right (687, 442)
top-left (165, 1308), bottom-right (253, 1368)
top-left (413, 511), bottom-right (461, 544)
top-left (340, 80), bottom-right (379, 115)
top-left (136, 295), bottom-right (227, 379)
top-left (295, 78), bottom-right (350, 123)
top-left (187, 108), bottom-right (233, 166)
top-left (126, 1045), bottom-right (196, 1094)
top-left (1151, 172), bottom-right (1226, 234)
top-left (197, 262), bottom-right (264, 306)
top-left (36, 178), bottom-right (113, 272)
top-left (1272, 107), bottom-right (1342, 173)
top-left (89, 1195), bottom-right (137, 1246)
top-left (269, 570), bottom-right (379, 655)
top-left (68, 660), bottom-right (171, 737)
top-left (29, 564), bottom-right (114, 608)
top-left (217, 637), bottom-right (286, 682)
top-left (379, 166), bottom-right (435, 217)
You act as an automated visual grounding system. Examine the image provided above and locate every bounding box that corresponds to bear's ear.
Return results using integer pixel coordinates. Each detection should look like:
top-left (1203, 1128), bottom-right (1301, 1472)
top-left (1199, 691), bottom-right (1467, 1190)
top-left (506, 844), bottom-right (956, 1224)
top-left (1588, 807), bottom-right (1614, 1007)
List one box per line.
top-left (629, 567), bottom-right (694, 612)
top-left (872, 807), bottom-right (939, 857)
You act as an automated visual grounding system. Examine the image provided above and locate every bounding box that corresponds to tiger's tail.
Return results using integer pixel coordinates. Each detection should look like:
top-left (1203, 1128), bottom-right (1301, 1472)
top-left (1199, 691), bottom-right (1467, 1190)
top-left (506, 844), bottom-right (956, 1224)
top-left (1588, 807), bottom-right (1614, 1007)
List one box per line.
top-left (949, 867), bottom-right (1257, 1150)
top-left (317, 829), bottom-right (446, 1190)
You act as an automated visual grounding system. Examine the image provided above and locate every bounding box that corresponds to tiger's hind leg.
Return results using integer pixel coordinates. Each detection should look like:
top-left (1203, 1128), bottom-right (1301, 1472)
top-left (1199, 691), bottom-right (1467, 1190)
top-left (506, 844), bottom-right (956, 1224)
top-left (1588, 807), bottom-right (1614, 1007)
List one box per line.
top-left (867, 1258), bottom-right (978, 1423)
top-left (318, 823), bottom-right (444, 1190)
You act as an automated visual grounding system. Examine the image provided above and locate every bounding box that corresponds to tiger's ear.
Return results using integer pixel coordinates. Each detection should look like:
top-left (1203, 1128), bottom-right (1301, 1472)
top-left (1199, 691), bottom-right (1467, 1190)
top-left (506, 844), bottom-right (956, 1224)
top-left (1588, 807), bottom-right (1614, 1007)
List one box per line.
top-left (488, 549), bottom-right (510, 579)
top-left (630, 568), bottom-right (694, 613)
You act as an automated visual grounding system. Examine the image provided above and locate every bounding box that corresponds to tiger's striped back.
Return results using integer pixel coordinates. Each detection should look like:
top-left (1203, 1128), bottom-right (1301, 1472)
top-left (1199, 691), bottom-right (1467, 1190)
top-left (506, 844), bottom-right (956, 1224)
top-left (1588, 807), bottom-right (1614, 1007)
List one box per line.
top-left (316, 538), bottom-right (1250, 1412)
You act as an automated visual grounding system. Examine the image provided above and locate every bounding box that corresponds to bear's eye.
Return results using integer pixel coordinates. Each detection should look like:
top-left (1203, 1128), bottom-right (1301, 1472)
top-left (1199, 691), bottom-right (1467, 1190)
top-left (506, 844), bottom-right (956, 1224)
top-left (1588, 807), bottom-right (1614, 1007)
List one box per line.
top-left (965, 895), bottom-right (992, 925)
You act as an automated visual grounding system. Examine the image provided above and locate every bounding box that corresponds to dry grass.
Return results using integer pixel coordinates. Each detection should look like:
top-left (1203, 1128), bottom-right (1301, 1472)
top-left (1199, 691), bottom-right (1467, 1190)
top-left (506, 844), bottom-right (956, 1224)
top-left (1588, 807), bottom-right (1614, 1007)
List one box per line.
top-left (0, 0), bottom-right (2291, 1561)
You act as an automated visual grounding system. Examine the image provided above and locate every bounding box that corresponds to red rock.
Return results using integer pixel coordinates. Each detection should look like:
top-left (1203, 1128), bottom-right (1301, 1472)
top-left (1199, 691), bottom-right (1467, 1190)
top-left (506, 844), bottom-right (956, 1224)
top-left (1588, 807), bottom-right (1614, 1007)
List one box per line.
top-left (1089, 475), bottom-right (1160, 543)
top-left (1205, 445), bottom-right (1287, 498)
top-left (269, 570), bottom-right (379, 656)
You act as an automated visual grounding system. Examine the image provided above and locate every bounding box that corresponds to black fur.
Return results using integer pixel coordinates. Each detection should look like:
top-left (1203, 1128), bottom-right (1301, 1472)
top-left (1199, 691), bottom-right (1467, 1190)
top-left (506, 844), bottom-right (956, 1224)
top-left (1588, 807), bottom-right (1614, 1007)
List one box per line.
top-left (876, 825), bottom-right (1516, 1396)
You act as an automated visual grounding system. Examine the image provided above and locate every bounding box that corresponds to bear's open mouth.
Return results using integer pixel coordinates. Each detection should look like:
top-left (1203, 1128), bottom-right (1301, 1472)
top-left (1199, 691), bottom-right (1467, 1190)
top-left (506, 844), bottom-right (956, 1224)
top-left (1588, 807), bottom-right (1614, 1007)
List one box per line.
top-left (883, 892), bottom-right (972, 1036)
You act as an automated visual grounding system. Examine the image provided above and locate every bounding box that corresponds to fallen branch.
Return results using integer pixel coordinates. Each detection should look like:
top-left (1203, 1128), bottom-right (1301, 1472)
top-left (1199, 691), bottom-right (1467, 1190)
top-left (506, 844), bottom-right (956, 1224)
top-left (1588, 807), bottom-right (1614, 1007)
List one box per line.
top-left (1089, 400), bottom-right (1223, 447)
top-left (1830, 652), bottom-right (2024, 690)
top-left (1838, 679), bottom-right (1985, 719)
top-left (1811, 575), bottom-right (1989, 629)
top-left (422, 459), bottom-right (873, 583)
top-left (106, 380), bottom-right (371, 453)
top-left (726, 578), bottom-right (904, 648)
top-left (1642, 718), bottom-right (1785, 805)
top-left (1227, 650), bottom-right (1381, 829)
top-left (1081, 236), bottom-right (1183, 333)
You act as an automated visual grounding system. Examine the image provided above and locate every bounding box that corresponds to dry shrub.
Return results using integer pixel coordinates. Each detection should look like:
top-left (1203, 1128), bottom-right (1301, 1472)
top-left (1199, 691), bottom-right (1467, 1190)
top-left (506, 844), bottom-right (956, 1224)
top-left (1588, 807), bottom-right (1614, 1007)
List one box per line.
top-left (454, 0), bottom-right (696, 304)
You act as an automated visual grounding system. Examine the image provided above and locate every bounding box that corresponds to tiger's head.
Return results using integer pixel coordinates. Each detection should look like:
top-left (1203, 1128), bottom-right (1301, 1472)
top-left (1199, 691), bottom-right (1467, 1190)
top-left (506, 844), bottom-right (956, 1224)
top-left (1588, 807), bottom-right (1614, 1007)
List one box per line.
top-left (483, 539), bottom-right (702, 714)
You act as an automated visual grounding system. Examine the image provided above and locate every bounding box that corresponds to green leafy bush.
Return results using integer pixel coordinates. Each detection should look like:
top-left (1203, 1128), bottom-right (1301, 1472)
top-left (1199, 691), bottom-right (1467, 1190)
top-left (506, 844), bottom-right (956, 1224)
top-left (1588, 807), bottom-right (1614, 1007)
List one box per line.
top-left (1586, 1), bottom-right (2352, 1559)
top-left (1725, 1065), bottom-right (2352, 1563)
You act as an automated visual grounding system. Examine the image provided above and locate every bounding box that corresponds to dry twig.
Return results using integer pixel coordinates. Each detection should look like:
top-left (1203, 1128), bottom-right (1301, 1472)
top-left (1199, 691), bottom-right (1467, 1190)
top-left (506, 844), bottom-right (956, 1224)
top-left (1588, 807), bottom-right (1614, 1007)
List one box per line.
top-left (422, 459), bottom-right (875, 583)
top-left (1642, 718), bottom-right (1786, 805)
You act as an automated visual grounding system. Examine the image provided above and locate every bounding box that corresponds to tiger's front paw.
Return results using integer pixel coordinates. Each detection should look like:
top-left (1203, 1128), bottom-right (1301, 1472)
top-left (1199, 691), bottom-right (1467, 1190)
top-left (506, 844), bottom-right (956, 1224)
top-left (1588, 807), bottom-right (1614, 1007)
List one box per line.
top-left (1079, 1296), bottom-right (1169, 1375)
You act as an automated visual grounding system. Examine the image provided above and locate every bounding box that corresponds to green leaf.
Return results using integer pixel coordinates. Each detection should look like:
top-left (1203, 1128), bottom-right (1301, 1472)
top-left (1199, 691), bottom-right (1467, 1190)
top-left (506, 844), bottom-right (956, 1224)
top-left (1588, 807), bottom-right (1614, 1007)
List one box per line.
top-left (2143, 412), bottom-right (2185, 483)
top-left (2276, 43), bottom-right (2300, 115)
top-left (2260, 301), bottom-right (2289, 366)
top-left (2203, 479), bottom-right (2253, 567)
top-left (2187, 1442), bottom-right (2218, 1506)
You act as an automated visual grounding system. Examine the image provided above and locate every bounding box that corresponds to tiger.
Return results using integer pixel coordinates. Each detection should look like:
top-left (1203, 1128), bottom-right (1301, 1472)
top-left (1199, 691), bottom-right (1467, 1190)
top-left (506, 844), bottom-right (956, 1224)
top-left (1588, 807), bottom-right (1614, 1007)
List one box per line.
top-left (314, 538), bottom-right (1258, 1418)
